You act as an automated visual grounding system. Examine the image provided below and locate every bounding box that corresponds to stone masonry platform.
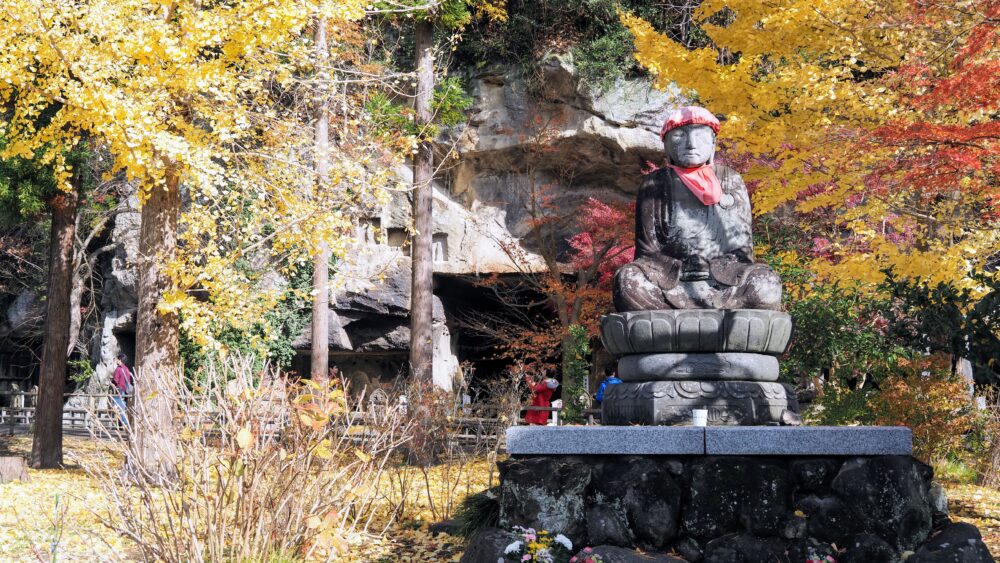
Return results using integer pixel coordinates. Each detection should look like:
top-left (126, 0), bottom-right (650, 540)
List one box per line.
top-left (506, 425), bottom-right (912, 455)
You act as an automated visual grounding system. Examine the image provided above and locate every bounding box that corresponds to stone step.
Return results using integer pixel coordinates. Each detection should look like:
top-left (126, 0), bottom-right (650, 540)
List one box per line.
top-left (506, 425), bottom-right (912, 456)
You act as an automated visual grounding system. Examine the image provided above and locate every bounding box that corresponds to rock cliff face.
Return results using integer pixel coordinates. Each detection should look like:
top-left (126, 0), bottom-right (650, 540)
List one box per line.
top-left (0, 54), bottom-right (679, 392)
top-left (320, 54), bottom-right (678, 389)
top-left (81, 195), bottom-right (141, 396)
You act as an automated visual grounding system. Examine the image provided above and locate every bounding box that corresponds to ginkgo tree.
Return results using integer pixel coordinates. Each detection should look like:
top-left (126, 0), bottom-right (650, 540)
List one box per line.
top-left (622, 0), bottom-right (998, 288)
top-left (0, 0), bottom-right (372, 478)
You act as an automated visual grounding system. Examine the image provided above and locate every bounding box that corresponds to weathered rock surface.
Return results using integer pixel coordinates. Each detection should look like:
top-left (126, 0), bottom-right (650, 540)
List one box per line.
top-left (591, 457), bottom-right (682, 548)
top-left (909, 522), bottom-right (994, 563)
top-left (702, 533), bottom-right (785, 563)
top-left (830, 456), bottom-right (934, 550)
top-left (786, 537), bottom-right (839, 563)
top-left (0, 291), bottom-right (44, 341)
top-left (477, 455), bottom-right (995, 563)
top-left (498, 457), bottom-right (592, 544)
top-left (574, 545), bottom-right (686, 563)
top-left (458, 527), bottom-right (518, 563)
top-left (839, 533), bottom-right (898, 563)
top-left (791, 459), bottom-right (838, 492)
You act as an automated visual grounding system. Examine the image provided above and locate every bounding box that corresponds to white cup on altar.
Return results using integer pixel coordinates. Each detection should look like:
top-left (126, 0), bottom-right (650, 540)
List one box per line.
top-left (692, 409), bottom-right (708, 427)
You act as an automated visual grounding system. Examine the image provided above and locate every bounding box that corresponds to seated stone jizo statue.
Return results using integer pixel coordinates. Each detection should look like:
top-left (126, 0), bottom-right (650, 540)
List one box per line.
top-left (613, 106), bottom-right (782, 312)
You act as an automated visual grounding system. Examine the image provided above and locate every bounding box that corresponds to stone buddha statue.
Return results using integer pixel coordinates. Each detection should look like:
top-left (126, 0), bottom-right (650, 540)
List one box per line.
top-left (612, 106), bottom-right (782, 312)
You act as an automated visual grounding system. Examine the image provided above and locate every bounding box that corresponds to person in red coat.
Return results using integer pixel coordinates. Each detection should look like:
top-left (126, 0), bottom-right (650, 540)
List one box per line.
top-left (524, 374), bottom-right (559, 425)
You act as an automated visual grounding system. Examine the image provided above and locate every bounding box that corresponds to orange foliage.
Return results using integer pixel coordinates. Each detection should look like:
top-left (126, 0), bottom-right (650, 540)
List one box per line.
top-left (873, 354), bottom-right (975, 463)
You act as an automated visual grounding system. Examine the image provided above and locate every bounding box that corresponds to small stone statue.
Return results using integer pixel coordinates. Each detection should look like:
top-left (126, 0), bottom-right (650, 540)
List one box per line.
top-left (613, 106), bottom-right (782, 312)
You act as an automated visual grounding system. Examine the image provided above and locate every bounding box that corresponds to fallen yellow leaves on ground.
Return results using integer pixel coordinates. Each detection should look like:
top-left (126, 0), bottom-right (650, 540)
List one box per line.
top-left (0, 437), bottom-right (132, 561)
top-left (943, 480), bottom-right (1000, 556)
top-left (343, 527), bottom-right (466, 562)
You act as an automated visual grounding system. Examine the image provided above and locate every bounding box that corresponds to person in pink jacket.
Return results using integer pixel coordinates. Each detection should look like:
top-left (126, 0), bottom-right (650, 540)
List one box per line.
top-left (111, 353), bottom-right (132, 429)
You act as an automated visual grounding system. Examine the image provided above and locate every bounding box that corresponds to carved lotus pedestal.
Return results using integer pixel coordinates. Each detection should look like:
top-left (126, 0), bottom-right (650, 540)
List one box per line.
top-left (599, 309), bottom-right (798, 425)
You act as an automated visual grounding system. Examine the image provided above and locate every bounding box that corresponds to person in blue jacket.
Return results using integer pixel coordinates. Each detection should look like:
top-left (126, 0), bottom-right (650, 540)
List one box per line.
top-left (594, 367), bottom-right (622, 404)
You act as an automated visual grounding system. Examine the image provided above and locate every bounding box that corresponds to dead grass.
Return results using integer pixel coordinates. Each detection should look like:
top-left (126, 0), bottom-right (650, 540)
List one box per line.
top-left (0, 435), bottom-right (484, 562)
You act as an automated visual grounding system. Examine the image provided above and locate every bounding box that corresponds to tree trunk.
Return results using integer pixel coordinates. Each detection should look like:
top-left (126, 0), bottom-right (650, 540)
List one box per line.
top-left (133, 168), bottom-right (181, 481)
top-left (409, 19), bottom-right (435, 380)
top-left (311, 16), bottom-right (330, 383)
top-left (30, 186), bottom-right (79, 469)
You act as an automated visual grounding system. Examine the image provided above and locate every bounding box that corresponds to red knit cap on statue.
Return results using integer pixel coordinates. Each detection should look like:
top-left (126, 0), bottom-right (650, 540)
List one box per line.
top-left (660, 106), bottom-right (720, 138)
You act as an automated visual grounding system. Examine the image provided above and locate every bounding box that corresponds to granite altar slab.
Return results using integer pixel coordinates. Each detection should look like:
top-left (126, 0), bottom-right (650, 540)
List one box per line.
top-left (506, 426), bottom-right (704, 455)
top-left (506, 426), bottom-right (913, 456)
top-left (704, 426), bottom-right (912, 455)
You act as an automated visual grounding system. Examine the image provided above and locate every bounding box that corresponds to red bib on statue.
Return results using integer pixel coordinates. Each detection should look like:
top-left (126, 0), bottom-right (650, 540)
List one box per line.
top-left (667, 164), bottom-right (722, 206)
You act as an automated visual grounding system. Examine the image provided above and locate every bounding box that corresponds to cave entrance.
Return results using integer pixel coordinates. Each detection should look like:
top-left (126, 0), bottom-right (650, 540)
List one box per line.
top-left (435, 273), bottom-right (556, 402)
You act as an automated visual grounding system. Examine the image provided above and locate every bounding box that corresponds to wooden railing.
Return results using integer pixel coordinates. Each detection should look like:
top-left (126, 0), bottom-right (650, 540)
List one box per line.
top-left (0, 391), bottom-right (602, 443)
top-left (0, 391), bottom-right (129, 434)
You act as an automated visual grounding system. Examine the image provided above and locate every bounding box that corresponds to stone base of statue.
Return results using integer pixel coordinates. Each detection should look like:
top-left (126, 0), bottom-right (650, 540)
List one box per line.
top-left (601, 380), bottom-right (798, 426)
top-left (617, 352), bottom-right (780, 381)
top-left (600, 309), bottom-right (798, 426)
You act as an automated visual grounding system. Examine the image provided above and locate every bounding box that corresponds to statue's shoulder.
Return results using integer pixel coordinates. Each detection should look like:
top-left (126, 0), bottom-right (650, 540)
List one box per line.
top-left (640, 167), bottom-right (671, 190)
top-left (712, 164), bottom-right (747, 192)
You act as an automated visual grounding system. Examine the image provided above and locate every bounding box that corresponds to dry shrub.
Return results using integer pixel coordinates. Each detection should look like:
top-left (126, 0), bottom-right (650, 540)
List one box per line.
top-left (872, 354), bottom-right (975, 464)
top-left (383, 374), bottom-right (521, 523)
top-left (76, 355), bottom-right (409, 562)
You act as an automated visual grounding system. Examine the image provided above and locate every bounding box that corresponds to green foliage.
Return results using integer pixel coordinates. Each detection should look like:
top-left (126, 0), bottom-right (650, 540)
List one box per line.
top-left (180, 263), bottom-right (313, 385)
top-left (371, 0), bottom-right (473, 29)
top-left (934, 458), bottom-right (979, 485)
top-left (437, 0), bottom-right (473, 29)
top-left (0, 136), bottom-right (95, 224)
top-left (67, 358), bottom-right (95, 385)
top-left (365, 77), bottom-right (472, 140)
top-left (433, 77), bottom-right (474, 127)
top-left (456, 0), bottom-right (708, 87)
top-left (0, 138), bottom-right (58, 224)
top-left (454, 487), bottom-right (500, 539)
top-left (560, 324), bottom-right (590, 424)
top-left (572, 26), bottom-right (636, 88)
top-left (781, 280), bottom-right (906, 389)
top-left (806, 387), bottom-right (876, 426)
top-left (882, 270), bottom-right (1000, 384)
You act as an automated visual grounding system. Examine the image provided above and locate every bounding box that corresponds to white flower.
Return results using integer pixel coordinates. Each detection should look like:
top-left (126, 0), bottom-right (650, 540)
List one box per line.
top-left (504, 541), bottom-right (523, 554)
top-left (554, 534), bottom-right (573, 551)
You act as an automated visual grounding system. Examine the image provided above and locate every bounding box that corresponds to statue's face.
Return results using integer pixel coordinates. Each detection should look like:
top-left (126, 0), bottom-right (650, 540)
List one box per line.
top-left (664, 124), bottom-right (716, 168)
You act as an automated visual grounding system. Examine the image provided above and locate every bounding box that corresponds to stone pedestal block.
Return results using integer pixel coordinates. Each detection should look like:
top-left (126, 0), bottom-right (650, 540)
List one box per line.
top-left (617, 352), bottom-right (779, 382)
top-left (463, 454), bottom-right (994, 563)
top-left (601, 380), bottom-right (798, 426)
top-left (600, 309), bottom-right (792, 355)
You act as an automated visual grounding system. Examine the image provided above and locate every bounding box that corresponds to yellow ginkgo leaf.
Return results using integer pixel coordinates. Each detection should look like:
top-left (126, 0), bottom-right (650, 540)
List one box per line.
top-left (236, 427), bottom-right (253, 449)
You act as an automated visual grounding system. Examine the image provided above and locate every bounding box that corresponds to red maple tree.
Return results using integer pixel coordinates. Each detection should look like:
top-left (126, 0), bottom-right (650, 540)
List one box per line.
top-left (867, 1), bottom-right (999, 220)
